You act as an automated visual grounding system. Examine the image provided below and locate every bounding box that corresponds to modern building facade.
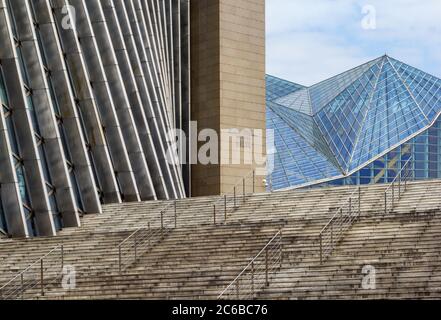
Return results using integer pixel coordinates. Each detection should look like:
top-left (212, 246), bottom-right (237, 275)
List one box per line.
top-left (267, 55), bottom-right (441, 191)
top-left (0, 0), bottom-right (267, 238)
top-left (0, 0), bottom-right (190, 237)
top-left (190, 0), bottom-right (266, 197)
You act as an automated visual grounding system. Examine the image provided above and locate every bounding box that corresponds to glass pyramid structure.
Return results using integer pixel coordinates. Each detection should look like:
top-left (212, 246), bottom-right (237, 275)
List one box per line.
top-left (267, 55), bottom-right (441, 190)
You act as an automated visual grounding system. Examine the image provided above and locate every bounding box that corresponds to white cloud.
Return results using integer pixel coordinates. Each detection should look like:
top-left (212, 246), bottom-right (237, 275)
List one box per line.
top-left (267, 0), bottom-right (441, 85)
top-left (267, 31), bottom-right (376, 85)
top-left (266, 0), bottom-right (356, 35)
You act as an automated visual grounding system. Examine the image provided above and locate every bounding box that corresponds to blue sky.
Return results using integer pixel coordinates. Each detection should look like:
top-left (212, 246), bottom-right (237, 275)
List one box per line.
top-left (266, 0), bottom-right (441, 86)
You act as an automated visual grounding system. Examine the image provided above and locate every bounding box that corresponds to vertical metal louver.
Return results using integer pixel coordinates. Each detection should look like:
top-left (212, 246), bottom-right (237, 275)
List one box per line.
top-left (0, 0), bottom-right (190, 238)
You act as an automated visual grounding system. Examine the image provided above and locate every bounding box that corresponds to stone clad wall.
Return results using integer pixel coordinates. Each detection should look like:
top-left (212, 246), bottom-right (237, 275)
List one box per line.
top-left (191, 0), bottom-right (266, 197)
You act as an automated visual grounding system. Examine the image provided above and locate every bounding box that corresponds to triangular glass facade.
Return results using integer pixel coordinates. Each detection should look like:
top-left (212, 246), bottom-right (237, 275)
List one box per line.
top-left (267, 55), bottom-right (441, 190)
top-left (266, 75), bottom-right (305, 101)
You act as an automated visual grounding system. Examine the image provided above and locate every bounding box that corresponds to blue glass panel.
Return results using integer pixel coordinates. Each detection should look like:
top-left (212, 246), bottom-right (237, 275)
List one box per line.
top-left (16, 165), bottom-right (31, 206)
top-left (0, 68), bottom-right (8, 104)
top-left (350, 59), bottom-right (429, 171)
top-left (266, 75), bottom-right (304, 102)
top-left (390, 57), bottom-right (441, 122)
top-left (266, 57), bottom-right (441, 191)
top-left (267, 107), bottom-right (341, 189)
top-left (314, 59), bottom-right (383, 170)
top-left (5, 114), bottom-right (20, 155)
top-left (309, 56), bottom-right (383, 113)
top-left (269, 102), bottom-right (340, 168)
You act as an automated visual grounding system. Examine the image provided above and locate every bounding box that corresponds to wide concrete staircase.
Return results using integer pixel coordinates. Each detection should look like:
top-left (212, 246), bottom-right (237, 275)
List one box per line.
top-left (0, 180), bottom-right (440, 300)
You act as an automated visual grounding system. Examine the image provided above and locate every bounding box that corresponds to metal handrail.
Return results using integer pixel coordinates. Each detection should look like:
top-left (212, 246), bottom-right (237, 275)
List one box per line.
top-left (117, 170), bottom-right (258, 272)
top-left (268, 175), bottom-right (273, 192)
top-left (319, 187), bottom-right (361, 264)
top-left (117, 200), bottom-right (177, 273)
top-left (218, 228), bottom-right (283, 300)
top-left (0, 244), bottom-right (64, 300)
top-left (384, 157), bottom-right (413, 214)
top-left (212, 170), bottom-right (256, 224)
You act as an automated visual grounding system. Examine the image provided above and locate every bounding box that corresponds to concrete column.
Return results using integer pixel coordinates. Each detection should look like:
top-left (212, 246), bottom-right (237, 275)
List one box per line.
top-left (190, 0), bottom-right (267, 196)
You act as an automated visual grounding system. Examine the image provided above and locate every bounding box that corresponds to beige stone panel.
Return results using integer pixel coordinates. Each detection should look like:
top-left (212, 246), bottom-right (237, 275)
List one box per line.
top-left (221, 103), bottom-right (266, 116)
top-left (220, 31), bottom-right (265, 47)
top-left (221, 64), bottom-right (266, 78)
top-left (220, 5), bottom-right (265, 21)
top-left (220, 0), bottom-right (265, 16)
top-left (220, 119), bottom-right (265, 130)
top-left (220, 58), bottom-right (265, 72)
top-left (220, 18), bottom-right (265, 36)
top-left (191, 0), bottom-right (266, 197)
top-left (220, 112), bottom-right (266, 124)
top-left (221, 47), bottom-right (265, 65)
top-left (220, 72), bottom-right (266, 88)
top-left (220, 23), bottom-right (265, 39)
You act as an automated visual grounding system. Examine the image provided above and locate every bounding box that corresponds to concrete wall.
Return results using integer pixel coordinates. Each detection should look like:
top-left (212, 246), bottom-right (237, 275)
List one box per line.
top-left (191, 0), bottom-right (266, 197)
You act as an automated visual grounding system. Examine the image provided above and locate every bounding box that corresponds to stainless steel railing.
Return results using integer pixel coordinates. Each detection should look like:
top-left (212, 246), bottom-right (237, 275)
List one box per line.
top-left (218, 229), bottom-right (283, 300)
top-left (117, 170), bottom-right (258, 272)
top-left (319, 187), bottom-right (361, 264)
top-left (268, 175), bottom-right (274, 192)
top-left (0, 244), bottom-right (64, 300)
top-left (117, 200), bottom-right (177, 273)
top-left (384, 157), bottom-right (413, 215)
top-left (212, 170), bottom-right (256, 224)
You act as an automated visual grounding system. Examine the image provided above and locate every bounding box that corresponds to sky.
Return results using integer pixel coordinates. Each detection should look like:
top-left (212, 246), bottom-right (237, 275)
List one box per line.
top-left (266, 0), bottom-right (441, 86)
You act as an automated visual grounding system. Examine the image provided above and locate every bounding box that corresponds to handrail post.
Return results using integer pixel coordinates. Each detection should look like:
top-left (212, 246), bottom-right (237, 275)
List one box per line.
top-left (61, 244), bottom-right (64, 270)
top-left (251, 261), bottom-right (255, 297)
top-left (384, 191), bottom-right (387, 214)
top-left (234, 187), bottom-right (237, 208)
top-left (118, 245), bottom-right (122, 274)
top-left (252, 170), bottom-right (255, 193)
top-left (349, 198), bottom-right (352, 216)
top-left (265, 247), bottom-right (269, 286)
top-left (236, 279), bottom-right (240, 299)
top-left (280, 230), bottom-right (283, 269)
top-left (358, 186), bottom-right (361, 217)
top-left (21, 273), bottom-right (24, 300)
top-left (40, 259), bottom-right (44, 297)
